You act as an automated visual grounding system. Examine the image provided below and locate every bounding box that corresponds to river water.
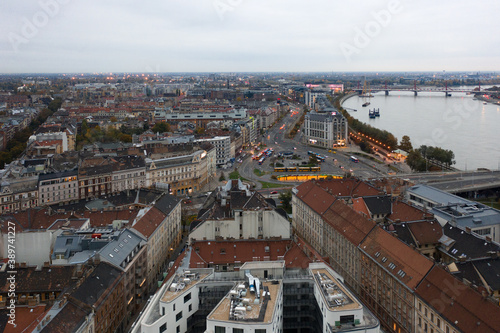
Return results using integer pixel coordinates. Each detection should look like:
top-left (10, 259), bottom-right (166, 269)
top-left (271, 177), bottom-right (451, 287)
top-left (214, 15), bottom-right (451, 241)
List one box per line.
top-left (342, 89), bottom-right (500, 171)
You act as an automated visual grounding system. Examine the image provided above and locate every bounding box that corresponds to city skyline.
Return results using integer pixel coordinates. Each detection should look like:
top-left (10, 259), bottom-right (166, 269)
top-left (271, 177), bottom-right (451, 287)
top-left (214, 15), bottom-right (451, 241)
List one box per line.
top-left (1, 0), bottom-right (499, 73)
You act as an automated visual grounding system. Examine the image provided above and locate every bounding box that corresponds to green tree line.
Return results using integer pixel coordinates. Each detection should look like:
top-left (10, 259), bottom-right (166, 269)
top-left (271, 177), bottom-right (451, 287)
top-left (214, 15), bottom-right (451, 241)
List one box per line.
top-left (0, 98), bottom-right (62, 168)
top-left (331, 95), bottom-right (398, 149)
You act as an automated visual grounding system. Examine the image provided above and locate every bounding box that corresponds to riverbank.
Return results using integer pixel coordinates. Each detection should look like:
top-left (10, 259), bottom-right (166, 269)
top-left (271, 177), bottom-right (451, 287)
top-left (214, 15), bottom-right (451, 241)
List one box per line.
top-left (342, 91), bottom-right (500, 171)
top-left (475, 94), bottom-right (500, 105)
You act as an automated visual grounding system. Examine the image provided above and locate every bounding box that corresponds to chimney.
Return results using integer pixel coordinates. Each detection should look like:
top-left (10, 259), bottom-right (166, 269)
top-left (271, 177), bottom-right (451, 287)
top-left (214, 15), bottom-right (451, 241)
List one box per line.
top-left (465, 227), bottom-right (471, 234)
top-left (485, 236), bottom-right (492, 243)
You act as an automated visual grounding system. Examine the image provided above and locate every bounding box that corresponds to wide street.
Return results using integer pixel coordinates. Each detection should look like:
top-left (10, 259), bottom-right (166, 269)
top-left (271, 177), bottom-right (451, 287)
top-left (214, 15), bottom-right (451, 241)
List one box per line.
top-left (236, 102), bottom-right (411, 188)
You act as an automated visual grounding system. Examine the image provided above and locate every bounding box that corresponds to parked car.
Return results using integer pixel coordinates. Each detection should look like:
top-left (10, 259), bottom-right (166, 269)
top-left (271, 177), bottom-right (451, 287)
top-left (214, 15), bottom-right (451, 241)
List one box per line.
top-left (270, 191), bottom-right (278, 194)
top-left (183, 200), bottom-right (192, 204)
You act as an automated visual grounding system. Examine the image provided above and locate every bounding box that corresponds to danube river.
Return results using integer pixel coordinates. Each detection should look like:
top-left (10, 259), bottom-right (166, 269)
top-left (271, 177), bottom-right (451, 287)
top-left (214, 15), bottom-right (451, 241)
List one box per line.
top-left (342, 90), bottom-right (500, 171)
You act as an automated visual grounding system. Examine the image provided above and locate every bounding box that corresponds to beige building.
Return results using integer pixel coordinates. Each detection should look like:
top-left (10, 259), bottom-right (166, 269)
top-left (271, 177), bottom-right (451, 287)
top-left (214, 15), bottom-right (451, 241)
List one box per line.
top-left (146, 149), bottom-right (212, 196)
top-left (131, 193), bottom-right (182, 294)
top-left (111, 155), bottom-right (146, 193)
top-left (38, 170), bottom-right (78, 206)
top-left (0, 176), bottom-right (38, 213)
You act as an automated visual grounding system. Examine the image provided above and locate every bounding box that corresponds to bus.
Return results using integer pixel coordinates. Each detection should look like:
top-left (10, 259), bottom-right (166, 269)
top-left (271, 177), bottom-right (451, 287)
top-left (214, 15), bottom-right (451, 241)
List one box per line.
top-left (298, 166), bottom-right (322, 172)
top-left (316, 155), bottom-right (326, 162)
top-left (274, 166), bottom-right (299, 172)
top-left (350, 156), bottom-right (359, 163)
top-left (258, 157), bottom-right (266, 165)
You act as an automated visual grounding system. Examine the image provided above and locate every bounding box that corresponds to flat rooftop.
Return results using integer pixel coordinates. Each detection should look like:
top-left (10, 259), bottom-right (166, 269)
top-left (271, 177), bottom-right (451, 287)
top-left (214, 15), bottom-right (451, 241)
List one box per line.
top-left (208, 280), bottom-right (281, 324)
top-left (311, 268), bottom-right (360, 311)
top-left (161, 271), bottom-right (211, 303)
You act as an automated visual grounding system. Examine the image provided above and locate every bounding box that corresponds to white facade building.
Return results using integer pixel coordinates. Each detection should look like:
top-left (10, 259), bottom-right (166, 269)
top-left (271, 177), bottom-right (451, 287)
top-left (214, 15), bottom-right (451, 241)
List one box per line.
top-left (190, 179), bottom-right (291, 243)
top-left (304, 111), bottom-right (348, 148)
top-left (130, 261), bottom-right (379, 333)
top-left (196, 136), bottom-right (232, 167)
top-left (29, 131), bottom-right (69, 152)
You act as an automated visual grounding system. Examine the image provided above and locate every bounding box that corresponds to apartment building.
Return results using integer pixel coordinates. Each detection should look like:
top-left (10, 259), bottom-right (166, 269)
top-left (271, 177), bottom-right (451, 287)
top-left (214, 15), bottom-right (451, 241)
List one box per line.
top-left (131, 193), bottom-right (182, 294)
top-left (146, 149), bottom-right (212, 196)
top-left (195, 136), bottom-right (232, 167)
top-left (131, 261), bottom-right (380, 333)
top-left (38, 170), bottom-right (79, 206)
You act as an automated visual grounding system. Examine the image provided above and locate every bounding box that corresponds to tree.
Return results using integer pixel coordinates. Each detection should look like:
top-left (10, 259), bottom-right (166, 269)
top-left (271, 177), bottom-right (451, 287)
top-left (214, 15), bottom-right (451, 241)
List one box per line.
top-left (219, 172), bottom-right (226, 182)
top-left (359, 139), bottom-right (372, 154)
top-left (399, 135), bottom-right (413, 152)
top-left (406, 150), bottom-right (426, 171)
top-left (152, 122), bottom-right (170, 133)
top-left (119, 133), bottom-right (132, 143)
top-left (110, 116), bottom-right (118, 122)
top-left (278, 190), bottom-right (292, 212)
top-left (309, 155), bottom-right (318, 166)
top-left (81, 119), bottom-right (89, 136)
top-left (0, 151), bottom-right (12, 169)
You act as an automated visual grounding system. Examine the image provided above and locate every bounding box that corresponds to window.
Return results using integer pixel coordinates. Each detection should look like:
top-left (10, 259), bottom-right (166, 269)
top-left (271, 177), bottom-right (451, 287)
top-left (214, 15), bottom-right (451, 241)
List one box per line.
top-left (176, 326), bottom-right (180, 333)
top-left (255, 330), bottom-right (266, 333)
top-left (159, 323), bottom-right (167, 333)
top-left (189, 304), bottom-right (192, 312)
top-left (184, 293), bottom-right (191, 303)
top-left (233, 329), bottom-right (243, 333)
top-left (215, 327), bottom-right (226, 333)
top-left (176, 311), bottom-right (182, 321)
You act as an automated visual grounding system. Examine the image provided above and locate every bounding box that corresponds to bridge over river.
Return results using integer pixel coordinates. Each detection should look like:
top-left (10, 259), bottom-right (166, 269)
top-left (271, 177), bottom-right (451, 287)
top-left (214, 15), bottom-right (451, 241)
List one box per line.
top-left (352, 83), bottom-right (485, 97)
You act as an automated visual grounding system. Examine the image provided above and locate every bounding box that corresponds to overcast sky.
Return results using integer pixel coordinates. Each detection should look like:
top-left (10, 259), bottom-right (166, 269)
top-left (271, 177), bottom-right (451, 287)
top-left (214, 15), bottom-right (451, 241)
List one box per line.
top-left (1, 0), bottom-right (499, 73)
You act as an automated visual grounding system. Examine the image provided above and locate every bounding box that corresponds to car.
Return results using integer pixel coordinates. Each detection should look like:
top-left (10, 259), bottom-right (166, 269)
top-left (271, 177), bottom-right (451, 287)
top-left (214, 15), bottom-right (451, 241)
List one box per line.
top-left (183, 200), bottom-right (191, 204)
top-left (270, 191), bottom-right (278, 194)
top-left (293, 147), bottom-right (297, 150)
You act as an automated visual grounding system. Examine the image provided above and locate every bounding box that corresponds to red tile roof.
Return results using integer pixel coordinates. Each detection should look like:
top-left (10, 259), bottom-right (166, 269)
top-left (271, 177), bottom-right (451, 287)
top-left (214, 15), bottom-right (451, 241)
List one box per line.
top-left (33, 139), bottom-right (62, 147)
top-left (416, 265), bottom-right (500, 333)
top-left (407, 221), bottom-right (443, 245)
top-left (315, 178), bottom-right (383, 198)
top-left (1, 209), bottom-right (139, 231)
top-left (323, 200), bottom-right (376, 246)
top-left (3, 305), bottom-right (48, 333)
top-left (360, 226), bottom-right (434, 290)
top-left (387, 201), bottom-right (433, 222)
top-left (295, 181), bottom-right (336, 215)
top-left (131, 207), bottom-right (166, 239)
top-left (351, 197), bottom-right (370, 217)
top-left (190, 239), bottom-right (292, 267)
top-left (0, 266), bottom-right (76, 294)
